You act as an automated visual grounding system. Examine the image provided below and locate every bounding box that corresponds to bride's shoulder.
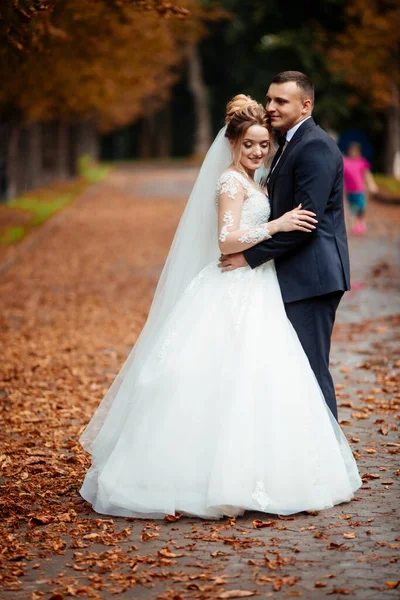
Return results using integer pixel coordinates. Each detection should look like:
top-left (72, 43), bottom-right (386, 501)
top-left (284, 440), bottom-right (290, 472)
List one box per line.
top-left (218, 168), bottom-right (248, 184)
top-left (217, 169), bottom-right (249, 193)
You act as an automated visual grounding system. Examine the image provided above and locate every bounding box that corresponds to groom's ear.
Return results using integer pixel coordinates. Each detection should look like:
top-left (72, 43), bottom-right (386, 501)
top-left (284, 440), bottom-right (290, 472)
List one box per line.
top-left (302, 98), bottom-right (313, 114)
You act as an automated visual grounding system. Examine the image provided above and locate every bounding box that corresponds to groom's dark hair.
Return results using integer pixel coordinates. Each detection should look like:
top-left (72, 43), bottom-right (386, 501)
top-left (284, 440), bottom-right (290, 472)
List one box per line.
top-left (271, 71), bottom-right (315, 106)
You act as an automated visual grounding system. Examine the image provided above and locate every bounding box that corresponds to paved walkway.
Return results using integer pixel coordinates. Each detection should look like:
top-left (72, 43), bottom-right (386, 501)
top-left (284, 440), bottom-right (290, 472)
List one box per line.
top-left (0, 166), bottom-right (399, 599)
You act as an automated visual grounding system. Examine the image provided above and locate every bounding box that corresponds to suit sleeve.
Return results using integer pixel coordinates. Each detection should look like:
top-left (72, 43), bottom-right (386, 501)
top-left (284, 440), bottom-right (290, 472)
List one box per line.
top-left (244, 139), bottom-right (339, 269)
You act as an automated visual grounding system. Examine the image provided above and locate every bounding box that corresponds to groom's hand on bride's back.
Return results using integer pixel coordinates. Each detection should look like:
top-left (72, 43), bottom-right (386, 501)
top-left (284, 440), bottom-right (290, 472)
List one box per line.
top-left (218, 252), bottom-right (248, 272)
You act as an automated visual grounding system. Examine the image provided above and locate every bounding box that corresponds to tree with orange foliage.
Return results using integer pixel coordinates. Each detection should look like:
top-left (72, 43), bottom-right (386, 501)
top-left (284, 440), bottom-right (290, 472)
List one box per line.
top-left (0, 0), bottom-right (217, 199)
top-left (326, 0), bottom-right (400, 177)
top-left (0, 0), bottom-right (211, 130)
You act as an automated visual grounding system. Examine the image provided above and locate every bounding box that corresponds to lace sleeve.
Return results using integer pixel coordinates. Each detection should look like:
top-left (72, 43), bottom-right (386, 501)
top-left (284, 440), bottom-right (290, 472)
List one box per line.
top-left (217, 171), bottom-right (271, 256)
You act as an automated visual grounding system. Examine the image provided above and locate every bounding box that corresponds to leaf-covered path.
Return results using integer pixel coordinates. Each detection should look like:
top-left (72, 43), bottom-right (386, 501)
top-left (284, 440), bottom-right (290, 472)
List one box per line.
top-left (1, 166), bottom-right (399, 599)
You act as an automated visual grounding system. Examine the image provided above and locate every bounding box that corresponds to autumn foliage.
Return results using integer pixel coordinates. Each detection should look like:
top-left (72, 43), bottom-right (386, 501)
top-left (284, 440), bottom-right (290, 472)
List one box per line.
top-left (326, 0), bottom-right (400, 110)
top-left (0, 0), bottom-right (215, 130)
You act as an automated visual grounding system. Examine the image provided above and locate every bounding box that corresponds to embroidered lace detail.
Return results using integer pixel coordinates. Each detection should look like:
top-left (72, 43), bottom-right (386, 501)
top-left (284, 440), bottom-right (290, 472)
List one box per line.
top-left (219, 210), bottom-right (234, 242)
top-left (216, 171), bottom-right (243, 202)
top-left (238, 223), bottom-right (271, 244)
top-left (252, 481), bottom-right (272, 511)
top-left (216, 170), bottom-right (271, 230)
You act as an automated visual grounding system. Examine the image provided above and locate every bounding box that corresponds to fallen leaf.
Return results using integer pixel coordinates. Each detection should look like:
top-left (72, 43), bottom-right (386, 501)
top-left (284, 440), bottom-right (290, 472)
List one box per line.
top-left (158, 546), bottom-right (183, 558)
top-left (386, 581), bottom-right (400, 589)
top-left (140, 531), bottom-right (159, 542)
top-left (326, 543), bottom-right (348, 550)
top-left (252, 519), bottom-right (274, 529)
top-left (217, 591), bottom-right (258, 599)
top-left (164, 513), bottom-right (183, 522)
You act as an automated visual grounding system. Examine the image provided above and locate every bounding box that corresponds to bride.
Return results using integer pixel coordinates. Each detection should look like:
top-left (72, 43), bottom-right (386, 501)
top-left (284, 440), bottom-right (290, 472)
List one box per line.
top-left (80, 95), bottom-right (361, 519)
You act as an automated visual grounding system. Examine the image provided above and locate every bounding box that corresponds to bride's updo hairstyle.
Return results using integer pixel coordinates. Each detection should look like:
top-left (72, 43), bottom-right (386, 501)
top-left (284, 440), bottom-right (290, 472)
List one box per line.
top-left (225, 94), bottom-right (273, 170)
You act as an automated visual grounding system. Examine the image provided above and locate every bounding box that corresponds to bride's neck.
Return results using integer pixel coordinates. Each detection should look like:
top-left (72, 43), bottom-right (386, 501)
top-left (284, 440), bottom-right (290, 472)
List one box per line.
top-left (231, 164), bottom-right (256, 181)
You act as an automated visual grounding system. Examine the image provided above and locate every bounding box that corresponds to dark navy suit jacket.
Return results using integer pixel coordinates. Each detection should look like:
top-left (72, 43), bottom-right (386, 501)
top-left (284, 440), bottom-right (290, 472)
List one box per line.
top-left (244, 117), bottom-right (350, 303)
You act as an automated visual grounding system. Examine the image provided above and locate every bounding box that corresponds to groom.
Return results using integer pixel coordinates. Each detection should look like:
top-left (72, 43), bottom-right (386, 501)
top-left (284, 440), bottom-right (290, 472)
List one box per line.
top-left (219, 71), bottom-right (350, 420)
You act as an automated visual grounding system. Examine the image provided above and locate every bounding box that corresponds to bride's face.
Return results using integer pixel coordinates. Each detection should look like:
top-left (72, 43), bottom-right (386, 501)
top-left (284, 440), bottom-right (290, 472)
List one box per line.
top-left (238, 125), bottom-right (270, 173)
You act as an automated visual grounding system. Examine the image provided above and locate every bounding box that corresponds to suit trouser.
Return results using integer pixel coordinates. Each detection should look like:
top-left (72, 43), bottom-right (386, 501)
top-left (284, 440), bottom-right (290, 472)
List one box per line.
top-left (284, 291), bottom-right (344, 421)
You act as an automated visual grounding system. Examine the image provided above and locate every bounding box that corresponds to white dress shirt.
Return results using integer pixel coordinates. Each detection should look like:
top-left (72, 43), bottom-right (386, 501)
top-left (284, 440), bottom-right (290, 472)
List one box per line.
top-left (285, 115), bottom-right (312, 142)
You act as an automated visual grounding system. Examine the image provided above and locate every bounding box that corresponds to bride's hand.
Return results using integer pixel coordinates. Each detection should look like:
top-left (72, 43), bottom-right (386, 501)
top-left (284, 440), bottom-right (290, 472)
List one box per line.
top-left (275, 204), bottom-right (317, 233)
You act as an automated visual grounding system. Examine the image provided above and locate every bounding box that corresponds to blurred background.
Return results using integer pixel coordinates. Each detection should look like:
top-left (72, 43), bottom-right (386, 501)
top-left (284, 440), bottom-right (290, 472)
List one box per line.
top-left (0, 0), bottom-right (399, 208)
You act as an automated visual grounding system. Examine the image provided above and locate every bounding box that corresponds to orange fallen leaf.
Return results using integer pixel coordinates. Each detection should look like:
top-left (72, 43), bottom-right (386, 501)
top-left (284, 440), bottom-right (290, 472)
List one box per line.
top-left (326, 542), bottom-right (346, 550)
top-left (343, 532), bottom-right (356, 539)
top-left (140, 531), bottom-right (159, 542)
top-left (29, 513), bottom-right (54, 525)
top-left (164, 513), bottom-right (183, 522)
top-left (158, 546), bottom-right (183, 558)
top-left (362, 473), bottom-right (380, 481)
top-left (252, 519), bottom-right (274, 529)
top-left (386, 581), bottom-right (400, 589)
top-left (217, 591), bottom-right (259, 599)
top-left (314, 581), bottom-right (327, 588)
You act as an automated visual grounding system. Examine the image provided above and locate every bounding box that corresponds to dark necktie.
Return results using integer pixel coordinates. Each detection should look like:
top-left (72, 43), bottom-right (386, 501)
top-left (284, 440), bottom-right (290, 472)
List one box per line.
top-left (267, 134), bottom-right (287, 183)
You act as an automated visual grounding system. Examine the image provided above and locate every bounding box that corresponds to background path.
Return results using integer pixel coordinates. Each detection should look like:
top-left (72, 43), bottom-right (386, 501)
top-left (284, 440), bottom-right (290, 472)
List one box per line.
top-left (0, 166), bottom-right (399, 599)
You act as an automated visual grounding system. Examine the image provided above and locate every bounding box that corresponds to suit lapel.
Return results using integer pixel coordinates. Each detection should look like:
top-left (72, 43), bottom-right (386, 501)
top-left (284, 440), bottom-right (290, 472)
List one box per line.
top-left (268, 118), bottom-right (317, 212)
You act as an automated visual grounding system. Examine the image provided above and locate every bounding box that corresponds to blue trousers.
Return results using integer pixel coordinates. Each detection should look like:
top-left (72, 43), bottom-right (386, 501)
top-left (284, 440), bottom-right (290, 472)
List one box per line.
top-left (284, 291), bottom-right (344, 421)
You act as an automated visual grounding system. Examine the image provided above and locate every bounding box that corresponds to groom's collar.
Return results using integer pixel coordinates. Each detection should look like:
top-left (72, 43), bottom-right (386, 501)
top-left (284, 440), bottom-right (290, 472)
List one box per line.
top-left (285, 115), bottom-right (312, 142)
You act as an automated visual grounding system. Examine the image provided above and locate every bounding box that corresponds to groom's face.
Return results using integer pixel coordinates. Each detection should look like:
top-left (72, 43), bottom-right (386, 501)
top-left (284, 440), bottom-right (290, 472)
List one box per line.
top-left (266, 81), bottom-right (309, 133)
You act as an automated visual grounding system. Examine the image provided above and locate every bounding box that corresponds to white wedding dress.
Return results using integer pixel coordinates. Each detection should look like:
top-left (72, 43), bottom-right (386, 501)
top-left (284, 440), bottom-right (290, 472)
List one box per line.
top-left (80, 169), bottom-right (361, 519)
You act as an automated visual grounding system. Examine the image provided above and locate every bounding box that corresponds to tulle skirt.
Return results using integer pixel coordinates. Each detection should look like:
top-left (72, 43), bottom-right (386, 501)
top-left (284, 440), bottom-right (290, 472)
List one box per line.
top-left (80, 260), bottom-right (361, 518)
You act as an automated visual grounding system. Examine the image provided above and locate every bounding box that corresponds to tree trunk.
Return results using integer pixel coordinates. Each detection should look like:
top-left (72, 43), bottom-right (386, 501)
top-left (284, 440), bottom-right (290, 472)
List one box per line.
top-left (187, 44), bottom-right (212, 157)
top-left (0, 120), bottom-right (9, 202)
top-left (25, 122), bottom-right (42, 190)
top-left (75, 121), bottom-right (99, 161)
top-left (156, 103), bottom-right (172, 158)
top-left (139, 115), bottom-right (155, 159)
top-left (57, 121), bottom-right (69, 179)
top-left (386, 81), bottom-right (400, 179)
top-left (6, 121), bottom-right (20, 200)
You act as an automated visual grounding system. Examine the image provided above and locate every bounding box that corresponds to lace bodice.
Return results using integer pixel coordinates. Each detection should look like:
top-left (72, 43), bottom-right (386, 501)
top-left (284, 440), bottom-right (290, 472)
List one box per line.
top-left (216, 170), bottom-right (271, 229)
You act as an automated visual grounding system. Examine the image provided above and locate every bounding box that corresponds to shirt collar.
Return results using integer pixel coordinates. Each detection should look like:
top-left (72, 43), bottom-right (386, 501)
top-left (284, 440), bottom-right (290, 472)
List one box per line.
top-left (285, 116), bottom-right (312, 142)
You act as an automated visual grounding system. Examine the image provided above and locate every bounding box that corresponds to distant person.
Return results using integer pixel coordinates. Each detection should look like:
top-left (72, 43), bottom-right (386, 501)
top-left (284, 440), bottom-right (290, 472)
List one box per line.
top-left (343, 142), bottom-right (378, 235)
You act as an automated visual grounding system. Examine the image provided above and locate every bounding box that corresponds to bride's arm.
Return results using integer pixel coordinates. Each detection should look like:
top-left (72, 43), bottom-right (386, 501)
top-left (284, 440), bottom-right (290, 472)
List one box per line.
top-left (217, 179), bottom-right (317, 256)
